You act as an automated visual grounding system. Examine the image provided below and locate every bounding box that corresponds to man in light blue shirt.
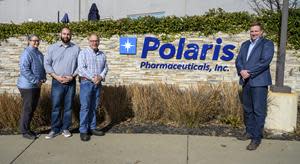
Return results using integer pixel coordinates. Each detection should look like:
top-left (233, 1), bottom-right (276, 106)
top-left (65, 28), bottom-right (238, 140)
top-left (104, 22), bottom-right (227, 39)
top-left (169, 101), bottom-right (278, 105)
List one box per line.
top-left (78, 33), bottom-right (108, 141)
top-left (44, 27), bottom-right (80, 139)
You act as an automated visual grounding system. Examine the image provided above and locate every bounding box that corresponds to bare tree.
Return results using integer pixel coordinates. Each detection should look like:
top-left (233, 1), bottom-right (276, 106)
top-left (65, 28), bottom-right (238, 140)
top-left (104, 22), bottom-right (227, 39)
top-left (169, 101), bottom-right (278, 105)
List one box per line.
top-left (249, 0), bottom-right (299, 14)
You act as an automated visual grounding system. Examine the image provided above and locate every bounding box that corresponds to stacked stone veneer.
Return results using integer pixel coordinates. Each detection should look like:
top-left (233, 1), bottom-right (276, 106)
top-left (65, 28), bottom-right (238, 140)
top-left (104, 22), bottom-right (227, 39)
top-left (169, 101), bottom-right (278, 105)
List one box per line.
top-left (0, 32), bottom-right (300, 96)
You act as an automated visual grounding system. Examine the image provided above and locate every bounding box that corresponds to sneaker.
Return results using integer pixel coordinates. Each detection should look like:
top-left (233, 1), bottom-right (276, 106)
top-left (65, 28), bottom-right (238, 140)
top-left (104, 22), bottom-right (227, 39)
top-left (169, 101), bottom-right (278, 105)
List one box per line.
top-left (62, 130), bottom-right (72, 138)
top-left (45, 131), bottom-right (59, 139)
top-left (28, 131), bottom-right (37, 136)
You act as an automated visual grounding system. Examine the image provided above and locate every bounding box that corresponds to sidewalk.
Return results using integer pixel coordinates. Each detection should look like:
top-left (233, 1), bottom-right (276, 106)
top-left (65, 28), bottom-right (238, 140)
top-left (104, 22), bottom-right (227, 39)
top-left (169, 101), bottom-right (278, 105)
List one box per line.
top-left (1, 133), bottom-right (300, 164)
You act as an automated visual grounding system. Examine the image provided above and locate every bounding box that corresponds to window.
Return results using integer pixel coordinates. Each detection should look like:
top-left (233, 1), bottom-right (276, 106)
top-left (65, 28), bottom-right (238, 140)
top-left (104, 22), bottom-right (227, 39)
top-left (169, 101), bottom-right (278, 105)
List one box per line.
top-left (128, 11), bottom-right (165, 19)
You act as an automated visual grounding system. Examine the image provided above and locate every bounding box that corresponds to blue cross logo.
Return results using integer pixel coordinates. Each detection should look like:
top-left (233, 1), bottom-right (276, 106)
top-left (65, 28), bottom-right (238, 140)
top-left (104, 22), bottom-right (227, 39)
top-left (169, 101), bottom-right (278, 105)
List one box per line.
top-left (120, 37), bottom-right (137, 55)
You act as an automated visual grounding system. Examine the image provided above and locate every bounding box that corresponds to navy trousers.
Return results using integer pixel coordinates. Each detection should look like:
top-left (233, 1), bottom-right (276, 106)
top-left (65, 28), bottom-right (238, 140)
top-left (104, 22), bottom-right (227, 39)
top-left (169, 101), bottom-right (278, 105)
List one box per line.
top-left (242, 82), bottom-right (268, 144)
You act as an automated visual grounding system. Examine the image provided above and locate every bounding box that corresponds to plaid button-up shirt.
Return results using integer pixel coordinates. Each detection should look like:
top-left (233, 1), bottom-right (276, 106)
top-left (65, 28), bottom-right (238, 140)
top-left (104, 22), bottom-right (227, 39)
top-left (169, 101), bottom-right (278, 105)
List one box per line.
top-left (78, 47), bottom-right (108, 80)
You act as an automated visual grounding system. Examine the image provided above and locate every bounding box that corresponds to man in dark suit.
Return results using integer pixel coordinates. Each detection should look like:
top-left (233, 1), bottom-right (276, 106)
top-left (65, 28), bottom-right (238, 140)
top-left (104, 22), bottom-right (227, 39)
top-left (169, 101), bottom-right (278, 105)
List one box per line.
top-left (235, 22), bottom-right (274, 150)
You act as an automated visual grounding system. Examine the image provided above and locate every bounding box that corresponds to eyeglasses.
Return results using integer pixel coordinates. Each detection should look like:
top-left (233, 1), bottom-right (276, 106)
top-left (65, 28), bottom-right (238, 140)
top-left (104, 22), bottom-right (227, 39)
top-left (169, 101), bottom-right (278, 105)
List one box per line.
top-left (30, 40), bottom-right (40, 42)
top-left (89, 40), bottom-right (99, 43)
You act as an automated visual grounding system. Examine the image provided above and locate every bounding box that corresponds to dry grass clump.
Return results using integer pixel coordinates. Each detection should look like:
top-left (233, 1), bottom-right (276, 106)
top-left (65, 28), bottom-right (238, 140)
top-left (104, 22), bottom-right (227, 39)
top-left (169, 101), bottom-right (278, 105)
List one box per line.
top-left (130, 82), bottom-right (243, 127)
top-left (0, 92), bottom-right (22, 131)
top-left (0, 82), bottom-right (245, 132)
top-left (0, 85), bottom-right (79, 132)
top-left (217, 83), bottom-right (243, 127)
top-left (100, 85), bottom-right (133, 125)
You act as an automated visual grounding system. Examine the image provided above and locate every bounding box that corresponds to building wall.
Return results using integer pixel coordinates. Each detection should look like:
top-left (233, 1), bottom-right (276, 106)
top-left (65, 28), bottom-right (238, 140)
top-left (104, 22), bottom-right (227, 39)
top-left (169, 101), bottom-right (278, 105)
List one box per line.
top-left (0, 0), bottom-right (253, 23)
top-left (0, 32), bottom-right (300, 96)
top-left (0, 0), bottom-right (79, 23)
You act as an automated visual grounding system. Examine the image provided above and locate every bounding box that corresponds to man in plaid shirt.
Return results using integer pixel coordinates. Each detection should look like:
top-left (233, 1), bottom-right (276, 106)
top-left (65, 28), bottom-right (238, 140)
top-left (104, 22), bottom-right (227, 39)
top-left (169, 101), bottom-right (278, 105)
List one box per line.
top-left (78, 33), bottom-right (108, 141)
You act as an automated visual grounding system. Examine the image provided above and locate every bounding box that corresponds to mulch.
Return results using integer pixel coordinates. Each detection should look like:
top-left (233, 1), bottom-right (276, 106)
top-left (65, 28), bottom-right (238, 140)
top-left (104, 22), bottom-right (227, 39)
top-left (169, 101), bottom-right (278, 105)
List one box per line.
top-left (1, 121), bottom-right (300, 141)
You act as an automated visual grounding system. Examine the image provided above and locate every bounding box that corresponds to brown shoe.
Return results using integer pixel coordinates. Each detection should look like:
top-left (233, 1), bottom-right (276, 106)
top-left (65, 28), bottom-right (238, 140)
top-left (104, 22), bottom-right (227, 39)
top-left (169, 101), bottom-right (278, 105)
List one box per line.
top-left (237, 133), bottom-right (252, 141)
top-left (246, 140), bottom-right (260, 151)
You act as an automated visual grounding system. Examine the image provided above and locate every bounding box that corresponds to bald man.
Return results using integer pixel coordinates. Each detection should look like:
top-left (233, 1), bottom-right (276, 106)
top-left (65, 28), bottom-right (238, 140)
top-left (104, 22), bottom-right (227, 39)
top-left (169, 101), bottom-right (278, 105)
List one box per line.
top-left (77, 34), bottom-right (108, 141)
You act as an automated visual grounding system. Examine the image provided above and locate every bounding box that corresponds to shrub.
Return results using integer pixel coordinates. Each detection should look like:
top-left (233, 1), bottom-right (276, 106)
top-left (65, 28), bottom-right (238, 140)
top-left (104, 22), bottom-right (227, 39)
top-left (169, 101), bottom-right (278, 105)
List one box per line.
top-left (0, 8), bottom-right (299, 49)
top-left (0, 83), bottom-right (245, 133)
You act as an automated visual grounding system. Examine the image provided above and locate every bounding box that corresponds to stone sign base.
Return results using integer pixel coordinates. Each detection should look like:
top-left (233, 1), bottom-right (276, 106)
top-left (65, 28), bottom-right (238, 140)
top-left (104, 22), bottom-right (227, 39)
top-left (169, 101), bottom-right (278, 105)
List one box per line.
top-left (265, 91), bottom-right (298, 133)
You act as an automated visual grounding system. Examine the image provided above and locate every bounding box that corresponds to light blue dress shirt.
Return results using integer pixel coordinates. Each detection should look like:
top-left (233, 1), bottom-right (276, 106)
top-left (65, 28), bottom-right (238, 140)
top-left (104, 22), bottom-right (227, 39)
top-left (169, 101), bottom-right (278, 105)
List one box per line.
top-left (17, 46), bottom-right (46, 89)
top-left (246, 38), bottom-right (260, 61)
top-left (44, 42), bottom-right (80, 76)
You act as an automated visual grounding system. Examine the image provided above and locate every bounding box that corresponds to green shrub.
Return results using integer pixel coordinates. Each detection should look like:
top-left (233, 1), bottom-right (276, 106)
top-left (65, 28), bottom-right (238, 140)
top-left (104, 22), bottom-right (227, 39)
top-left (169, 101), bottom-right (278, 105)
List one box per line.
top-left (0, 8), bottom-right (299, 49)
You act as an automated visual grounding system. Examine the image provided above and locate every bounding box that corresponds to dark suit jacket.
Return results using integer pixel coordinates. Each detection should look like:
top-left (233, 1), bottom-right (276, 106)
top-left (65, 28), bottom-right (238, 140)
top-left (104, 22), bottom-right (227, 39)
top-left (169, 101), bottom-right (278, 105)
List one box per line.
top-left (235, 37), bottom-right (274, 87)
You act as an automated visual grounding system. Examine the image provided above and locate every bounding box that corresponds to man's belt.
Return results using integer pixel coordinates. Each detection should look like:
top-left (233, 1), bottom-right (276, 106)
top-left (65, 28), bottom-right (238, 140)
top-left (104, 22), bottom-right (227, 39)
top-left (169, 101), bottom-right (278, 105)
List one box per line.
top-left (80, 77), bottom-right (89, 81)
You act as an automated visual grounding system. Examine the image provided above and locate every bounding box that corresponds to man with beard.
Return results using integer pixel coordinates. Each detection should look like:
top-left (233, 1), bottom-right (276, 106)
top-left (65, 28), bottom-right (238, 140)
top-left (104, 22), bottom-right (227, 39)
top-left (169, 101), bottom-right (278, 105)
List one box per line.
top-left (78, 34), bottom-right (108, 141)
top-left (44, 27), bottom-right (80, 139)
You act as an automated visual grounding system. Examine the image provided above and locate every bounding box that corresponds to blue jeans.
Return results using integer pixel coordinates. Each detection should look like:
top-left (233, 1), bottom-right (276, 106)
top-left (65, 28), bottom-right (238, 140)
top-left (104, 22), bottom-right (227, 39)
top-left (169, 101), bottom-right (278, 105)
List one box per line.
top-left (51, 79), bottom-right (76, 133)
top-left (242, 82), bottom-right (268, 144)
top-left (79, 80), bottom-right (101, 133)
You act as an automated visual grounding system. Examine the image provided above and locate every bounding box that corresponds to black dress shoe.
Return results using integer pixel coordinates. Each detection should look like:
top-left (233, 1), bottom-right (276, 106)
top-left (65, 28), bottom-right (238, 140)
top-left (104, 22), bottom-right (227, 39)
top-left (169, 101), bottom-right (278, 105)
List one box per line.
top-left (246, 140), bottom-right (260, 151)
top-left (80, 133), bottom-right (90, 141)
top-left (22, 133), bottom-right (37, 140)
top-left (237, 133), bottom-right (252, 141)
top-left (90, 129), bottom-right (105, 136)
top-left (29, 131), bottom-right (37, 136)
